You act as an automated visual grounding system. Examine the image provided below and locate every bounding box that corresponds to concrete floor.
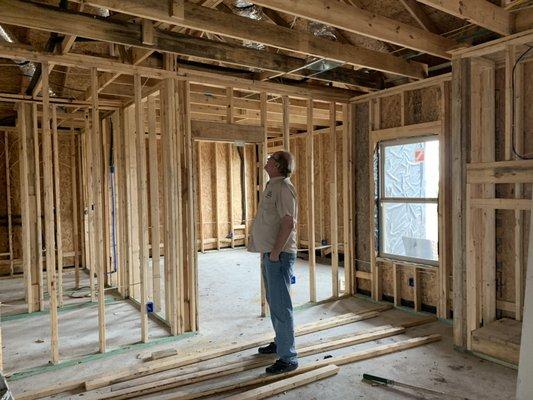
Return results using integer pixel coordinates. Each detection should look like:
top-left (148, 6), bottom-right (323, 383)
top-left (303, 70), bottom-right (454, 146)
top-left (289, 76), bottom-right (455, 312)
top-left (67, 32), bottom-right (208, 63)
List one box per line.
top-left (2, 249), bottom-right (518, 399)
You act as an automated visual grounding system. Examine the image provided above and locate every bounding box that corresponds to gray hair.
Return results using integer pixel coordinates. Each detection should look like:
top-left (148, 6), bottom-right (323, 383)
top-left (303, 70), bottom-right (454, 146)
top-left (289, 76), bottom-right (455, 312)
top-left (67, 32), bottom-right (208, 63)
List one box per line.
top-left (272, 150), bottom-right (295, 177)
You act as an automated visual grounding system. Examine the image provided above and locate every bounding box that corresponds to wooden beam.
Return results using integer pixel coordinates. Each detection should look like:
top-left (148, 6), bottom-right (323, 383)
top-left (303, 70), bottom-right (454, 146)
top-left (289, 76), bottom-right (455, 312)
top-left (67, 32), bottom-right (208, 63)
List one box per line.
top-left (259, 92), bottom-right (268, 317)
top-left (369, 98), bottom-right (380, 301)
top-left (0, 1), bottom-right (297, 74)
top-left (515, 8), bottom-right (533, 32)
top-left (84, 308), bottom-right (388, 390)
top-left (161, 61), bottom-right (179, 333)
top-left (414, 0), bottom-right (512, 35)
top-left (306, 99), bottom-right (316, 303)
top-left (32, 103), bottom-right (44, 310)
top-left (83, 110), bottom-right (96, 303)
top-left (3, 132), bottom-right (13, 276)
top-left (516, 205), bottom-right (533, 399)
top-left (225, 365), bottom-right (339, 400)
top-left (115, 110), bottom-right (128, 298)
top-left (438, 80), bottom-right (451, 319)
top-left (148, 94), bottom-right (161, 311)
top-left (52, 107), bottom-right (64, 308)
top-left (393, 263), bottom-right (401, 307)
top-left (91, 68), bottom-right (107, 353)
top-left (251, 0), bottom-right (456, 58)
top-left (282, 96), bottom-right (290, 151)
top-left (197, 142), bottom-right (205, 253)
top-left (467, 168), bottom-right (533, 184)
top-left (214, 142), bottom-right (221, 251)
top-left (71, 133), bottom-right (80, 288)
top-left (451, 57), bottom-right (469, 349)
top-left (470, 198), bottom-right (533, 210)
top-left (513, 54), bottom-right (524, 322)
top-left (134, 73), bottom-right (149, 343)
top-left (347, 103), bottom-right (356, 294)
top-left (371, 121), bottom-right (441, 142)
top-left (227, 87), bottom-right (235, 249)
top-left (72, 0), bottom-right (428, 79)
top-left (180, 80), bottom-right (197, 331)
top-left (414, 267), bottom-right (422, 312)
top-left (17, 103), bottom-right (33, 312)
top-left (0, 43), bottom-right (352, 102)
top-left (191, 120), bottom-right (264, 143)
top-left (399, 0), bottom-right (439, 33)
top-left (329, 102), bottom-right (339, 298)
top-left (41, 62), bottom-right (60, 364)
top-left (31, 2), bottom-right (84, 97)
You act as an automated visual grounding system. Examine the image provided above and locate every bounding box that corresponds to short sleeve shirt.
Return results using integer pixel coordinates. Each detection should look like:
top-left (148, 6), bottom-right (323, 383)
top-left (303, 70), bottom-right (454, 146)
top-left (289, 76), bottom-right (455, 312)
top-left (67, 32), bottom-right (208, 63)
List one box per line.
top-left (247, 177), bottom-right (298, 254)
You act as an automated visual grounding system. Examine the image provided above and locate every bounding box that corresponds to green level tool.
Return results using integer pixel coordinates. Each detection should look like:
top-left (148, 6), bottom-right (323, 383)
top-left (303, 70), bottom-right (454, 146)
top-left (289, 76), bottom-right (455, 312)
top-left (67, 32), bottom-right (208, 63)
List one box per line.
top-left (362, 373), bottom-right (471, 400)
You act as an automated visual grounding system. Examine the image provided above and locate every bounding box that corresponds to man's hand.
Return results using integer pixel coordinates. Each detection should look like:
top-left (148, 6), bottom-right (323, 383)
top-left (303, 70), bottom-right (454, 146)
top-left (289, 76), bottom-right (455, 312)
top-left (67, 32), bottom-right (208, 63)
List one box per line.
top-left (269, 251), bottom-right (280, 262)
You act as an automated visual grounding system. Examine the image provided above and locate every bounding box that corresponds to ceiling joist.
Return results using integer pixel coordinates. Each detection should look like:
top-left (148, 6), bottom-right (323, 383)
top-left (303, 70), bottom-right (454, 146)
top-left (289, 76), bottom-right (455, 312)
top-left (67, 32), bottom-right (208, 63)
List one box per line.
top-left (414, 0), bottom-right (513, 36)
top-left (0, 42), bottom-right (354, 101)
top-left (249, 0), bottom-right (459, 58)
top-left (68, 0), bottom-right (428, 79)
top-left (0, 0), bottom-right (394, 89)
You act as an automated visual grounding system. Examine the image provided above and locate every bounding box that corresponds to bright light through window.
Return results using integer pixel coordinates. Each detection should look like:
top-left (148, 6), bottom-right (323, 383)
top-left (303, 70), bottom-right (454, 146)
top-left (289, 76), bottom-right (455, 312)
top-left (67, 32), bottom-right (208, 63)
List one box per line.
top-left (378, 138), bottom-right (439, 264)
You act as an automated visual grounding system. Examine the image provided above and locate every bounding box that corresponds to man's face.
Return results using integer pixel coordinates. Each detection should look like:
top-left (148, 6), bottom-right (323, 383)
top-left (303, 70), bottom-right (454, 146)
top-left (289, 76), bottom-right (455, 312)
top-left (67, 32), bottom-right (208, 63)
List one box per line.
top-left (264, 153), bottom-right (281, 177)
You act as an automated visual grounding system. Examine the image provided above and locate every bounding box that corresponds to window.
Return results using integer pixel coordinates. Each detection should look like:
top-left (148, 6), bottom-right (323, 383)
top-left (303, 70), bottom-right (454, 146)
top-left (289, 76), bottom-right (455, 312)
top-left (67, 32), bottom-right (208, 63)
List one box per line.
top-left (377, 137), bottom-right (439, 265)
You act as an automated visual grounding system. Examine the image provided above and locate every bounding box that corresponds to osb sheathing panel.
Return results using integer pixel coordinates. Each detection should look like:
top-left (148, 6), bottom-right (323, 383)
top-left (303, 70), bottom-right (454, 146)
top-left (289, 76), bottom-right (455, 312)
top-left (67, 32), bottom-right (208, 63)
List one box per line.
top-left (313, 134), bottom-right (324, 243)
top-left (57, 135), bottom-right (76, 266)
top-left (195, 140), bottom-right (255, 250)
top-left (6, 132), bottom-right (21, 260)
top-left (380, 262), bottom-right (393, 298)
top-left (217, 142), bottom-right (229, 241)
top-left (244, 144), bottom-right (255, 237)
top-left (199, 141), bottom-right (215, 242)
top-left (404, 86), bottom-right (441, 125)
top-left (321, 129), bottom-right (334, 245)
top-left (0, 62), bottom-right (22, 95)
top-left (293, 137), bottom-right (308, 243)
top-left (379, 94), bottom-right (402, 129)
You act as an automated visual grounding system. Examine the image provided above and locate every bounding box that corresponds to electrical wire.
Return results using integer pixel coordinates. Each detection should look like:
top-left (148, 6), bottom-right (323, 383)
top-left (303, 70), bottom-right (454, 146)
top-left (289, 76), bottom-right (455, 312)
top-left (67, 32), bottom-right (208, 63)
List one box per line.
top-left (511, 45), bottom-right (533, 159)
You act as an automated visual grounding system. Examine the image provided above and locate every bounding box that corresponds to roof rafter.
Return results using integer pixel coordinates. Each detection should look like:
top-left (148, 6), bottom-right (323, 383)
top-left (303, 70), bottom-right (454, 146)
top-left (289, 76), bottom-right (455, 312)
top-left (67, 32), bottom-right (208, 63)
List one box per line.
top-left (399, 0), bottom-right (439, 33)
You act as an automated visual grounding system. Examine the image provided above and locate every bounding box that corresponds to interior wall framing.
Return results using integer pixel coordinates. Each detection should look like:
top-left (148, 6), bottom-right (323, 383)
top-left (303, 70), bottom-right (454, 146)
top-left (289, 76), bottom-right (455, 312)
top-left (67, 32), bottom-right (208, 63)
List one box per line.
top-left (0, 53), bottom-right (357, 370)
top-left (451, 31), bottom-right (533, 351)
top-left (351, 74), bottom-right (453, 318)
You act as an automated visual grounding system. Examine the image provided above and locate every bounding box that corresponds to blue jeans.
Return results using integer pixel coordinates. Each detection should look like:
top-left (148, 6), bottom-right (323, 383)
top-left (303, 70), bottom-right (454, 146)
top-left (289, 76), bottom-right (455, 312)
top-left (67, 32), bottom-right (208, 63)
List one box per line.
top-left (262, 252), bottom-right (298, 364)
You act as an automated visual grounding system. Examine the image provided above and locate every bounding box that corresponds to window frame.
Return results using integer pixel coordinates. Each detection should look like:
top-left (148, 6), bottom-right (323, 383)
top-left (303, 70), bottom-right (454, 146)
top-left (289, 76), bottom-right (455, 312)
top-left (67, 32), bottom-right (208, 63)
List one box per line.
top-left (377, 135), bottom-right (439, 267)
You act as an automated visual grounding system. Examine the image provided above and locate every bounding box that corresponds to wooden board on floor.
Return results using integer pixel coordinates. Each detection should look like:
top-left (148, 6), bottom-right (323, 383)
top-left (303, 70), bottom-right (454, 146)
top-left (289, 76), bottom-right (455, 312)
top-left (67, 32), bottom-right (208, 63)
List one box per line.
top-left (225, 365), bottom-right (339, 400)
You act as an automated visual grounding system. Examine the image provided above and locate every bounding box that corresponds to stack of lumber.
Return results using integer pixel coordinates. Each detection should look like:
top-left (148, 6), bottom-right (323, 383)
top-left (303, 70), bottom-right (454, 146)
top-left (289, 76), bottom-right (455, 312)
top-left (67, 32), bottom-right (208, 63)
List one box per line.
top-left (14, 305), bottom-right (441, 400)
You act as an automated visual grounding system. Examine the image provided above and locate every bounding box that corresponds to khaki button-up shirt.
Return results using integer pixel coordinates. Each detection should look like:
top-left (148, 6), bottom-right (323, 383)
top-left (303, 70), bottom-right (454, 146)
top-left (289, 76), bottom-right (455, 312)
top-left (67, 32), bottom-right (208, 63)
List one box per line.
top-left (248, 176), bottom-right (298, 254)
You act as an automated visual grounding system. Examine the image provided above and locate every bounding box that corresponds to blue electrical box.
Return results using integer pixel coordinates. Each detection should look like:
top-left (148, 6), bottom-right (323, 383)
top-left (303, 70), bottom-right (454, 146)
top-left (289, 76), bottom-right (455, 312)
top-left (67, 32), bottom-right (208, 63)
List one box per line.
top-left (146, 301), bottom-right (154, 313)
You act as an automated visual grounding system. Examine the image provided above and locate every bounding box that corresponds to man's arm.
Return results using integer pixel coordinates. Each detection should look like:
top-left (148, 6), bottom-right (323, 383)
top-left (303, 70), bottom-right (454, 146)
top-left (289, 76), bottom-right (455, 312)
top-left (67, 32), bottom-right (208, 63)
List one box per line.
top-left (269, 215), bottom-right (294, 261)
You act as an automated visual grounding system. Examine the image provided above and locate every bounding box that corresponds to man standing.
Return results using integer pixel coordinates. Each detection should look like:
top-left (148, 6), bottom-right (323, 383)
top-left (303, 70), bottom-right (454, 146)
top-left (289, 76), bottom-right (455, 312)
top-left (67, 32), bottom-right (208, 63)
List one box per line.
top-left (248, 150), bottom-right (298, 374)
